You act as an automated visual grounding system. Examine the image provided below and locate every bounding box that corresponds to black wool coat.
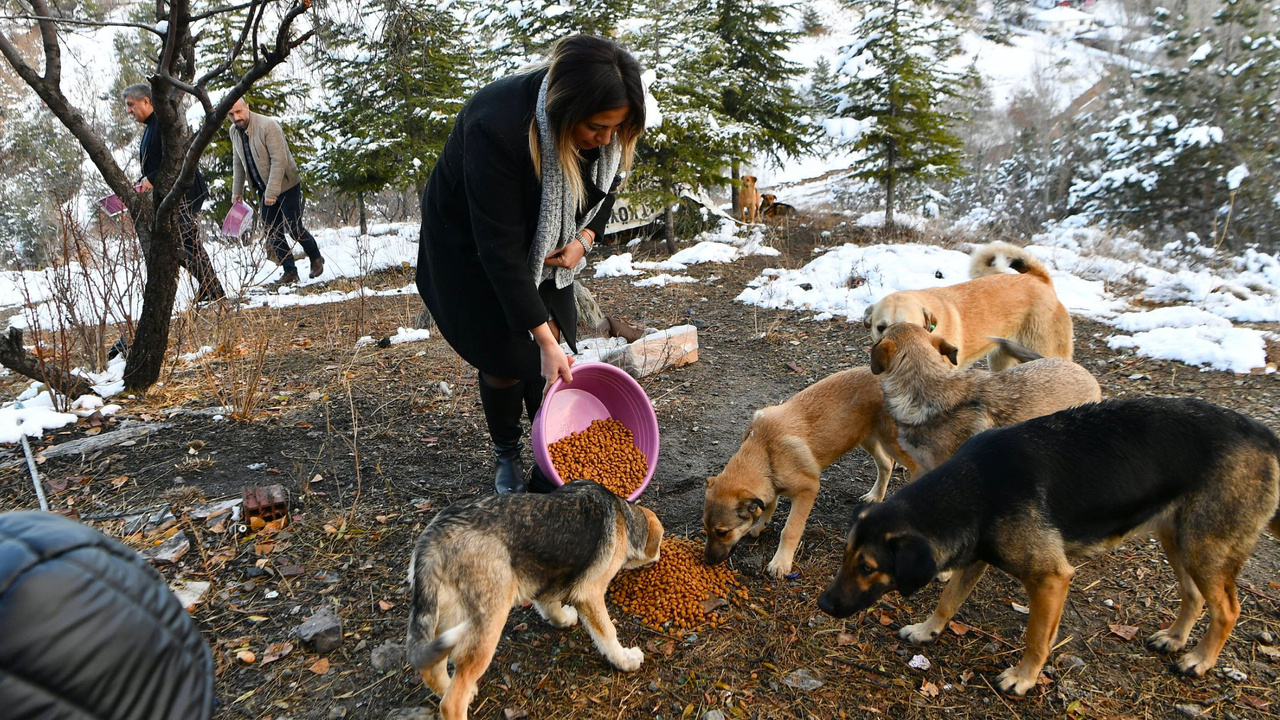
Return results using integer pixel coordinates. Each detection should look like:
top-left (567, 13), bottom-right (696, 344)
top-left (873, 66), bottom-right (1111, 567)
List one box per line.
top-left (140, 112), bottom-right (209, 209)
top-left (0, 511), bottom-right (214, 720)
top-left (416, 67), bottom-right (617, 381)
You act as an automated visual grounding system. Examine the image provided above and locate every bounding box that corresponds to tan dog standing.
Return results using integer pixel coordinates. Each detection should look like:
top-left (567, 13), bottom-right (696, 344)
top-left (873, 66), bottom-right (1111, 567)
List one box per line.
top-left (703, 368), bottom-right (917, 578)
top-left (739, 175), bottom-right (762, 224)
top-left (871, 323), bottom-right (1101, 472)
top-left (864, 241), bottom-right (1073, 370)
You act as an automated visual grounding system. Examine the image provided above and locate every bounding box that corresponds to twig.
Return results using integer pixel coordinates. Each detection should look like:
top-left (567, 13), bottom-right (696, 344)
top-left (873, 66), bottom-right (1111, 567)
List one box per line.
top-left (20, 434), bottom-right (49, 511)
top-left (830, 656), bottom-right (895, 678)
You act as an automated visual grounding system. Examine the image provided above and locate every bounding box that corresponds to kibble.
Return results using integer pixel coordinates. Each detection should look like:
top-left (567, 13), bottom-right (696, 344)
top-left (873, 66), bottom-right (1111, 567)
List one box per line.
top-left (608, 536), bottom-right (748, 633)
top-left (548, 418), bottom-right (648, 498)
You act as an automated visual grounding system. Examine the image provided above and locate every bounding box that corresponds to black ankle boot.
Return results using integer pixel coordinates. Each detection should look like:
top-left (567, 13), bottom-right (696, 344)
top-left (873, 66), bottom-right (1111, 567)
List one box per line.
top-left (494, 441), bottom-right (526, 494)
top-left (479, 373), bottom-right (528, 494)
top-left (527, 462), bottom-right (559, 494)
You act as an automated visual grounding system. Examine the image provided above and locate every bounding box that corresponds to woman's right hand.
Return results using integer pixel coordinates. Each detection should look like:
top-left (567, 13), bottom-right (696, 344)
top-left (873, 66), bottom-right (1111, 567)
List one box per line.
top-left (532, 322), bottom-right (573, 392)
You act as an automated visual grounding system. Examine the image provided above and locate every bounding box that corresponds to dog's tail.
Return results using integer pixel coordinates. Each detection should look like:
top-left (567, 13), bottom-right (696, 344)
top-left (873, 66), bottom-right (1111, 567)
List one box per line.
top-left (970, 241), bottom-right (1053, 284)
top-left (407, 621), bottom-right (469, 671)
top-left (989, 336), bottom-right (1044, 364)
top-left (405, 553), bottom-right (467, 670)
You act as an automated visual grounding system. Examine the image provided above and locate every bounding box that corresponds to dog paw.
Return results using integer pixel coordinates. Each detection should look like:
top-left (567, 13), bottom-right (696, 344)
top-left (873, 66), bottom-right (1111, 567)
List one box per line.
top-left (859, 489), bottom-right (883, 503)
top-left (1146, 629), bottom-right (1185, 654)
top-left (995, 665), bottom-right (1039, 696)
top-left (1175, 651), bottom-right (1212, 678)
top-left (765, 556), bottom-right (792, 579)
top-left (612, 646), bottom-right (644, 672)
top-left (556, 605), bottom-right (579, 628)
top-left (899, 622), bottom-right (941, 645)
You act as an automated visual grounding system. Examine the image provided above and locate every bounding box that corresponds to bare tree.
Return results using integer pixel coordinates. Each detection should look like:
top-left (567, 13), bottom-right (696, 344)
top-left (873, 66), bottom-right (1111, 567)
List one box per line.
top-left (0, 0), bottom-right (313, 390)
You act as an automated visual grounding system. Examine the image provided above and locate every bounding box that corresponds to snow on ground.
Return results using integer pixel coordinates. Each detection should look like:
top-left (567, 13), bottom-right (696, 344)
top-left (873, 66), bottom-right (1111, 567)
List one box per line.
top-left (719, 207), bottom-right (1277, 374)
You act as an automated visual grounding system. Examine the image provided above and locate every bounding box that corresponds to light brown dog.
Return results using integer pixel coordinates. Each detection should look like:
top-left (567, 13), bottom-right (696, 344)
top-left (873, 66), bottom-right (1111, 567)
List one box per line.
top-left (703, 367), bottom-right (917, 578)
top-left (871, 323), bottom-right (1101, 472)
top-left (739, 175), bottom-right (762, 224)
top-left (863, 242), bottom-right (1073, 370)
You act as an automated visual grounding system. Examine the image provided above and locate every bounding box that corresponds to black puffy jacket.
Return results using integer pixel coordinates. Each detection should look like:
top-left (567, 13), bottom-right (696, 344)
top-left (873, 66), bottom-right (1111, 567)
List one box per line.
top-left (0, 511), bottom-right (213, 720)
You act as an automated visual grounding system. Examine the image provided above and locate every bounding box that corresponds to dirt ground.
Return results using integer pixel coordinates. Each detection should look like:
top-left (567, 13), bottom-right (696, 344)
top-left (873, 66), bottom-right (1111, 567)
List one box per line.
top-left (2, 216), bottom-right (1279, 720)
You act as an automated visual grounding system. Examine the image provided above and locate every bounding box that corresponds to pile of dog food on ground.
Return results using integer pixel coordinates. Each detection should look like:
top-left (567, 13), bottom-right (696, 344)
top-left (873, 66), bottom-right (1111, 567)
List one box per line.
top-left (609, 536), bottom-right (747, 632)
top-left (547, 418), bottom-right (648, 497)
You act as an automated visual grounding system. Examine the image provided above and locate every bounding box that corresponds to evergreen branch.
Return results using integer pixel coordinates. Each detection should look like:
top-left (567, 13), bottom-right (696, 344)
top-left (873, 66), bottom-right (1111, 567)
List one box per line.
top-left (194, 0), bottom-right (262, 91)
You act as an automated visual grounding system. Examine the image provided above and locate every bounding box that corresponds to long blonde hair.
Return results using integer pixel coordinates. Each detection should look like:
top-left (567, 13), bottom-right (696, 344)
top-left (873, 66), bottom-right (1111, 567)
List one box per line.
top-left (528, 35), bottom-right (646, 210)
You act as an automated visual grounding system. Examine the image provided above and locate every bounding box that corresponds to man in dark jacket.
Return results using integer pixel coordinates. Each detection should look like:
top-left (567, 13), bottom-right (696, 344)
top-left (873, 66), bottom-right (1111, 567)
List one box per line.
top-left (122, 84), bottom-right (225, 303)
top-left (0, 511), bottom-right (214, 719)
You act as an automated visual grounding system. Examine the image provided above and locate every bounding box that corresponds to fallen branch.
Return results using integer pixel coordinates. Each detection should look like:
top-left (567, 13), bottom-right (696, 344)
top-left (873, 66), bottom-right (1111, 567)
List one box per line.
top-left (0, 327), bottom-right (93, 397)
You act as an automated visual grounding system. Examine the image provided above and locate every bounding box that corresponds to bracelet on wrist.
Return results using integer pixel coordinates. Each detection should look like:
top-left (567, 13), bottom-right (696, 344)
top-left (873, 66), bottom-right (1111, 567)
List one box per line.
top-left (576, 233), bottom-right (593, 254)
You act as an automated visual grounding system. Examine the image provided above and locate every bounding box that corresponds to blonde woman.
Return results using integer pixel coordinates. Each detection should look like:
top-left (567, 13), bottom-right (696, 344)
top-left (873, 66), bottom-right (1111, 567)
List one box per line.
top-left (416, 35), bottom-right (646, 494)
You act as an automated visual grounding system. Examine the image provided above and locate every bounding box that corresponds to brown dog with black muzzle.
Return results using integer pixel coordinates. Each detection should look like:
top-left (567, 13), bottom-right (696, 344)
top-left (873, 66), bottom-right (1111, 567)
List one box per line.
top-left (703, 368), bottom-right (916, 578)
top-left (871, 322), bottom-right (1100, 473)
top-left (863, 241), bottom-right (1073, 370)
top-left (819, 397), bottom-right (1280, 696)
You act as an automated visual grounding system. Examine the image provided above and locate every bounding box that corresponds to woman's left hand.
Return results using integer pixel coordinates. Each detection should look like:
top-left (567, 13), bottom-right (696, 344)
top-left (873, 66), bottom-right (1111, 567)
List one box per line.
top-left (544, 230), bottom-right (593, 268)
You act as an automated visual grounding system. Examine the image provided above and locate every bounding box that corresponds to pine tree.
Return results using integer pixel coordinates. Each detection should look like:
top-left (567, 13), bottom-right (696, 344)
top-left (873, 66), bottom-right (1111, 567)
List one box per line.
top-left (478, 0), bottom-right (635, 68)
top-left (714, 0), bottom-right (812, 166)
top-left (311, 1), bottom-right (476, 232)
top-left (623, 0), bottom-right (745, 211)
top-left (1069, 1), bottom-right (1280, 249)
top-left (710, 0), bottom-right (812, 216)
top-left (827, 0), bottom-right (972, 227)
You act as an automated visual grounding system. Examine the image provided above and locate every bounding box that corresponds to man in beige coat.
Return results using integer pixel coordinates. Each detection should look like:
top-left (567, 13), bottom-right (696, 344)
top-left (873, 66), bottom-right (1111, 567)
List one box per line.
top-left (229, 98), bottom-right (324, 284)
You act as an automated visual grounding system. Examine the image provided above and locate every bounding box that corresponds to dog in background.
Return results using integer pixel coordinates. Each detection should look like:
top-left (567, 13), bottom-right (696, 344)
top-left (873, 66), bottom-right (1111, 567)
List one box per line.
top-left (703, 368), bottom-right (917, 579)
top-left (406, 481), bottom-right (663, 720)
top-left (863, 241), bottom-right (1073, 370)
top-left (871, 323), bottom-right (1100, 472)
top-left (819, 397), bottom-right (1280, 695)
top-left (739, 175), bottom-right (762, 224)
top-left (760, 194), bottom-right (797, 219)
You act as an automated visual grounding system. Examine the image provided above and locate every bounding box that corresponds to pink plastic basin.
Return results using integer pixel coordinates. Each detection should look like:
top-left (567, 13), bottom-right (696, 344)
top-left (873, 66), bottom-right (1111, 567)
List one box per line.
top-left (532, 362), bottom-right (659, 502)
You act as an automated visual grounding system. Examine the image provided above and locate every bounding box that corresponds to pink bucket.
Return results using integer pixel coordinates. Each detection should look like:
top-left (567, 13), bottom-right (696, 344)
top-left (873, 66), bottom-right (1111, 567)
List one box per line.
top-left (531, 362), bottom-right (659, 502)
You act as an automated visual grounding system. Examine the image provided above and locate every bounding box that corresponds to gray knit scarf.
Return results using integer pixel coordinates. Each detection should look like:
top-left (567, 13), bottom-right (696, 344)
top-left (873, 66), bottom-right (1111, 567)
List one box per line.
top-left (530, 74), bottom-right (622, 290)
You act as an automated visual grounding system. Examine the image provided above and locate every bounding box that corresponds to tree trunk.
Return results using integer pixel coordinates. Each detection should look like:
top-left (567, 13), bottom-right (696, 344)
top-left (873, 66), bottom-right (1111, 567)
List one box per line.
top-left (664, 204), bottom-right (677, 254)
top-left (730, 162), bottom-right (741, 221)
top-left (884, 141), bottom-right (897, 231)
top-left (358, 191), bottom-right (368, 235)
top-left (123, 210), bottom-right (185, 390)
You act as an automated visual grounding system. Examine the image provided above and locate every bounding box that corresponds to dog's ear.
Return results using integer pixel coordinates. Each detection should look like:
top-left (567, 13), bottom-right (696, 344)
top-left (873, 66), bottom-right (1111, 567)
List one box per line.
top-left (936, 339), bottom-right (958, 366)
top-left (739, 497), bottom-right (765, 519)
top-left (923, 310), bottom-right (938, 333)
top-left (890, 533), bottom-right (937, 598)
top-left (641, 507), bottom-right (664, 560)
top-left (862, 306), bottom-right (873, 329)
top-left (870, 338), bottom-right (895, 375)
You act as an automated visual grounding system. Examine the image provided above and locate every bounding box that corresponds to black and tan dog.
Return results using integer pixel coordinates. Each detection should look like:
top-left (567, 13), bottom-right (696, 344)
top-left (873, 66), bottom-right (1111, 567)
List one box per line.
top-left (406, 481), bottom-right (663, 720)
top-left (871, 322), bottom-right (1101, 472)
top-left (704, 368), bottom-right (916, 578)
top-left (818, 397), bottom-right (1280, 696)
top-left (863, 241), bottom-right (1073, 370)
